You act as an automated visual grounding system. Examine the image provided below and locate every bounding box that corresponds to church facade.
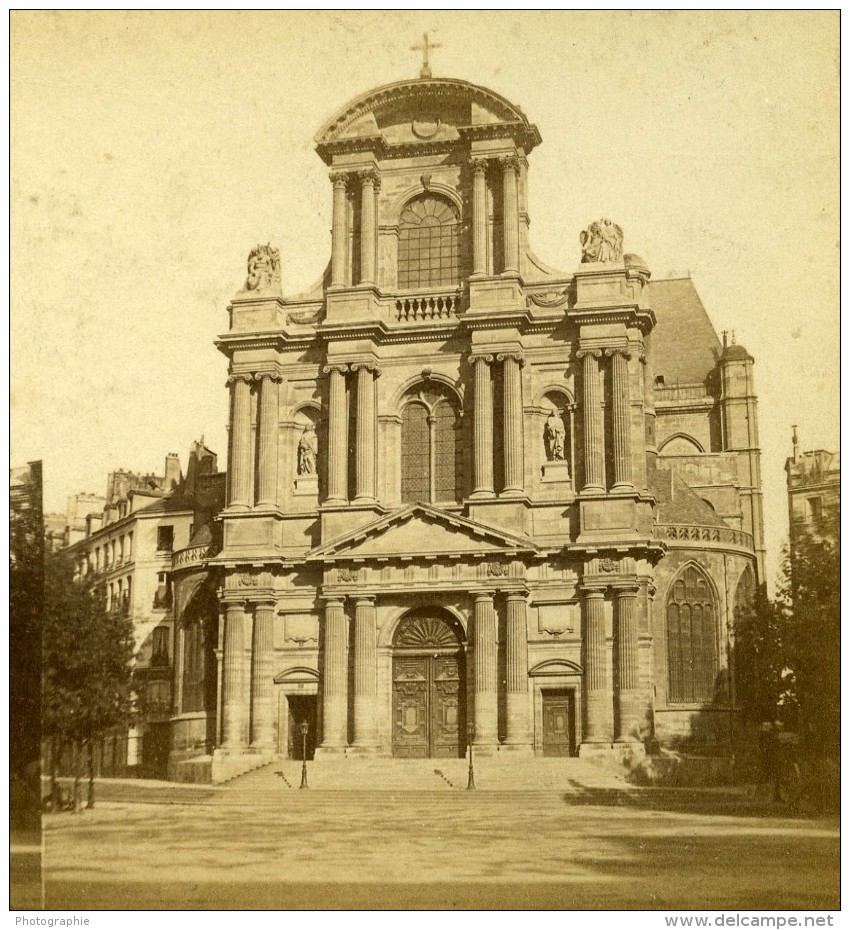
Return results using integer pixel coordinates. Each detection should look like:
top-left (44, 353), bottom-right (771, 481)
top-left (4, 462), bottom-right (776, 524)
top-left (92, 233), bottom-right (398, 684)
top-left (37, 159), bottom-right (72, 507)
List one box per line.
top-left (168, 76), bottom-right (764, 782)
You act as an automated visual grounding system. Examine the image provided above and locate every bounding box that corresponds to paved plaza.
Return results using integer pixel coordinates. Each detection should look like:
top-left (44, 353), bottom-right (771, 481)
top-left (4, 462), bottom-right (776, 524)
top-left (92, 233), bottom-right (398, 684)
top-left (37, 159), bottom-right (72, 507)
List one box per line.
top-left (41, 763), bottom-right (840, 911)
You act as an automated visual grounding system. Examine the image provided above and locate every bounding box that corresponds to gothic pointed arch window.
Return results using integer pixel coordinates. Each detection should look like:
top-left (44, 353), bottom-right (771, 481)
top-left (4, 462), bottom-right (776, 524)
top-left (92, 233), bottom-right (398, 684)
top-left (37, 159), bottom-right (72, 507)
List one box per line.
top-left (398, 194), bottom-right (461, 289)
top-left (666, 564), bottom-right (719, 703)
top-left (400, 382), bottom-right (463, 504)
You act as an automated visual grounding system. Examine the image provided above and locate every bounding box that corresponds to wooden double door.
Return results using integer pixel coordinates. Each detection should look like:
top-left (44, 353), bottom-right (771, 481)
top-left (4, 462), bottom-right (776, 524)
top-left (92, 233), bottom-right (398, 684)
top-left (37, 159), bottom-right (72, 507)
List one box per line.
top-left (392, 652), bottom-right (465, 758)
top-left (542, 689), bottom-right (577, 757)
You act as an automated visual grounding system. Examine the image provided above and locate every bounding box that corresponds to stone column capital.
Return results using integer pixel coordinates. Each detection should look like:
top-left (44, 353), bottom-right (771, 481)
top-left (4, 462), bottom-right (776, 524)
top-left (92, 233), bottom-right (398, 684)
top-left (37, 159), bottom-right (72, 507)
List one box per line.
top-left (323, 362), bottom-right (350, 376)
top-left (351, 361), bottom-right (381, 377)
top-left (612, 584), bottom-right (640, 598)
top-left (253, 370), bottom-right (283, 384)
top-left (580, 585), bottom-right (607, 599)
top-left (496, 351), bottom-right (525, 367)
top-left (469, 155), bottom-right (491, 174)
top-left (329, 170), bottom-right (351, 188)
top-left (222, 597), bottom-right (247, 612)
top-left (356, 168), bottom-right (380, 188)
top-left (353, 594), bottom-right (376, 607)
top-left (250, 595), bottom-right (278, 608)
top-left (604, 346), bottom-right (632, 360)
top-left (575, 349), bottom-right (603, 361)
top-left (499, 154), bottom-right (521, 173)
top-left (504, 590), bottom-right (528, 603)
top-left (473, 590), bottom-right (496, 603)
top-left (226, 372), bottom-right (254, 387)
top-left (469, 352), bottom-right (494, 366)
top-left (321, 595), bottom-right (346, 608)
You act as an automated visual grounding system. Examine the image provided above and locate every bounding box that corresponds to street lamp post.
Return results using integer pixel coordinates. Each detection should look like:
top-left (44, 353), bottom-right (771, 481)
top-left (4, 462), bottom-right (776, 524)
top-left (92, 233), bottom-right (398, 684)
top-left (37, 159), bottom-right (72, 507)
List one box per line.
top-left (300, 720), bottom-right (309, 789)
top-left (466, 722), bottom-right (475, 790)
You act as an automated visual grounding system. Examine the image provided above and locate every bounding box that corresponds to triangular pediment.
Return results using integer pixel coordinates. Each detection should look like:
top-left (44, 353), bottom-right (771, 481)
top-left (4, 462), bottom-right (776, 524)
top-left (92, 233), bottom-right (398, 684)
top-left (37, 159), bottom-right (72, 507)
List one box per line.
top-left (305, 504), bottom-right (537, 562)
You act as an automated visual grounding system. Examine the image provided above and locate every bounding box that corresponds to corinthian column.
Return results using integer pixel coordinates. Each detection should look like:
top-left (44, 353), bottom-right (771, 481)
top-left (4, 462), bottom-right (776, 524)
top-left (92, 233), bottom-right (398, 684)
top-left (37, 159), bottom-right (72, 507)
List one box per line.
top-left (505, 591), bottom-right (531, 747)
top-left (577, 350), bottom-right (605, 492)
top-left (614, 587), bottom-right (641, 742)
top-left (473, 591), bottom-right (498, 748)
top-left (255, 372), bottom-right (281, 507)
top-left (221, 601), bottom-right (246, 748)
top-left (358, 170), bottom-right (379, 286)
top-left (353, 363), bottom-right (378, 502)
top-left (470, 157), bottom-right (488, 276)
top-left (227, 373), bottom-right (254, 509)
top-left (330, 171), bottom-right (349, 287)
top-left (324, 363), bottom-right (349, 504)
top-left (320, 597), bottom-right (348, 750)
top-left (498, 352), bottom-right (525, 495)
top-left (581, 587), bottom-right (610, 745)
top-left (352, 596), bottom-right (378, 749)
top-left (607, 348), bottom-right (634, 490)
top-left (250, 599), bottom-right (276, 749)
top-left (471, 354), bottom-right (494, 498)
top-left (501, 155), bottom-right (520, 274)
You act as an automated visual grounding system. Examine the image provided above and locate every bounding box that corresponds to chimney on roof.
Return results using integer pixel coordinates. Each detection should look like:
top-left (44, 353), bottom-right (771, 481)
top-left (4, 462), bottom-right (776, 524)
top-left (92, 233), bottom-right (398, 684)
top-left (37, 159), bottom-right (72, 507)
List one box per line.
top-left (792, 425), bottom-right (799, 462)
top-left (164, 453), bottom-right (182, 491)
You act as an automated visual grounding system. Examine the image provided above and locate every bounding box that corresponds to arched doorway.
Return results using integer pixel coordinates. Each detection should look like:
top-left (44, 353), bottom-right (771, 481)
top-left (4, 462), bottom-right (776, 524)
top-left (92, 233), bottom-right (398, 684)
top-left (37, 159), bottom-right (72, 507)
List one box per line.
top-left (392, 609), bottom-right (466, 758)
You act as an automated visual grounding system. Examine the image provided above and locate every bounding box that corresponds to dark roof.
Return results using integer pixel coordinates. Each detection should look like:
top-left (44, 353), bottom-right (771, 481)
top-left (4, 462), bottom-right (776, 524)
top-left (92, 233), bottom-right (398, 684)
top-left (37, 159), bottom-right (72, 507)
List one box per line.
top-left (721, 343), bottom-right (751, 362)
top-left (648, 278), bottom-right (722, 385)
top-left (649, 464), bottom-right (730, 528)
top-left (135, 487), bottom-right (195, 515)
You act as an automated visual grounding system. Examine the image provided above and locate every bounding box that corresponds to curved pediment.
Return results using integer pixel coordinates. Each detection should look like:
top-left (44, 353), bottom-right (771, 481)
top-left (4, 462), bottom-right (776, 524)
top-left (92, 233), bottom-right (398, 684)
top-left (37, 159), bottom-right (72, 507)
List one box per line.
top-left (315, 78), bottom-right (540, 161)
top-left (529, 659), bottom-right (582, 677)
top-left (273, 666), bottom-right (319, 685)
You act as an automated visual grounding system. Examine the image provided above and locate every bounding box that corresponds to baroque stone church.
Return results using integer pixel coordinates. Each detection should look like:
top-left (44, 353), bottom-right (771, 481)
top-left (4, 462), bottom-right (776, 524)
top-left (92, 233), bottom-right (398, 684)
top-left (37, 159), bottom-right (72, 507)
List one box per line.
top-left (168, 73), bottom-right (764, 782)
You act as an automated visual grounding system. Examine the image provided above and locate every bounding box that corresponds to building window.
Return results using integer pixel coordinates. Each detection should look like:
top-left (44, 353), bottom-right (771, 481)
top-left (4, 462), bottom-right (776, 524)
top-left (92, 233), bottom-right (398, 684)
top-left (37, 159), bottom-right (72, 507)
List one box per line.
top-left (157, 525), bottom-right (174, 552)
top-left (151, 626), bottom-right (170, 666)
top-left (806, 496), bottom-right (823, 523)
top-left (400, 383), bottom-right (463, 505)
top-left (398, 194), bottom-right (461, 289)
top-left (666, 565), bottom-right (718, 704)
top-left (154, 572), bottom-right (172, 609)
top-left (127, 532), bottom-right (133, 560)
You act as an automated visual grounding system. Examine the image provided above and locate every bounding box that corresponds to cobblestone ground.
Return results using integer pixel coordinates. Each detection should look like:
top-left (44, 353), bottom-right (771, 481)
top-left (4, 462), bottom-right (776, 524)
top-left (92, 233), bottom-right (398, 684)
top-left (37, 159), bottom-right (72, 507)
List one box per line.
top-left (43, 796), bottom-right (839, 910)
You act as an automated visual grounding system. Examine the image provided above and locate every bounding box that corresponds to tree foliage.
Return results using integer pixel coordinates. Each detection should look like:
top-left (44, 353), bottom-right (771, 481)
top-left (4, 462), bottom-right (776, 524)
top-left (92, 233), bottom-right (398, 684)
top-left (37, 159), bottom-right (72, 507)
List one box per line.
top-left (43, 552), bottom-right (136, 805)
top-left (733, 513), bottom-right (839, 762)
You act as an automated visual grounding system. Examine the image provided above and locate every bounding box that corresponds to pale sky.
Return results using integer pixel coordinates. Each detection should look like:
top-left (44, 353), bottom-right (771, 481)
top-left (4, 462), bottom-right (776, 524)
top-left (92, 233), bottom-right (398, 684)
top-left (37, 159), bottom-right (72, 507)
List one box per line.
top-left (10, 11), bottom-right (839, 588)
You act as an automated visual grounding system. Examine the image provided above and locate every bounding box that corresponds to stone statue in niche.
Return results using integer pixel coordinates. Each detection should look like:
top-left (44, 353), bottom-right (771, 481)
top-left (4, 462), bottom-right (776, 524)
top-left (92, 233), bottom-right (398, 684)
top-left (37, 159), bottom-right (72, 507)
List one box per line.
top-left (544, 412), bottom-right (567, 462)
top-left (297, 424), bottom-right (318, 476)
top-left (244, 243), bottom-right (281, 292)
top-left (579, 218), bottom-right (623, 263)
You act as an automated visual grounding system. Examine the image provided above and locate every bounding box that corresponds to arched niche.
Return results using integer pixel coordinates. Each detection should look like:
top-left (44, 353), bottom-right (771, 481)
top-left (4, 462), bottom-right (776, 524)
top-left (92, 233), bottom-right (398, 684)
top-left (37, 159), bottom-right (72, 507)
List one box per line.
top-left (658, 433), bottom-right (705, 455)
top-left (293, 404), bottom-right (320, 486)
top-left (539, 389), bottom-right (574, 482)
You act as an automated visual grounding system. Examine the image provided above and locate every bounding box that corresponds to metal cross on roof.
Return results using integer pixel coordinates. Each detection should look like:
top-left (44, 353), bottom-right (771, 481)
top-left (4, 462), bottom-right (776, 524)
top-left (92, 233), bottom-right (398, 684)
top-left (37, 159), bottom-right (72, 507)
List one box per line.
top-left (411, 32), bottom-right (441, 79)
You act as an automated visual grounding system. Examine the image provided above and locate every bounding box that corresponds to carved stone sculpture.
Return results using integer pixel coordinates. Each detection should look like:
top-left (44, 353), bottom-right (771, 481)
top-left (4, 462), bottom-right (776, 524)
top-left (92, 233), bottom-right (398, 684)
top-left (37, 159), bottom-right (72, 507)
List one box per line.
top-left (544, 412), bottom-right (566, 462)
top-left (244, 243), bottom-right (281, 292)
top-left (297, 423), bottom-right (318, 476)
top-left (579, 219), bottom-right (624, 263)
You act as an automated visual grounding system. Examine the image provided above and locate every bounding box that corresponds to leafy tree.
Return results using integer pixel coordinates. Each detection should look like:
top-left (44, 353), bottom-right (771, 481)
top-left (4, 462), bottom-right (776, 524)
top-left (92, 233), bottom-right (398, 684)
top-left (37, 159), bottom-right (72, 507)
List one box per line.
top-left (43, 553), bottom-right (135, 811)
top-left (785, 513), bottom-right (840, 759)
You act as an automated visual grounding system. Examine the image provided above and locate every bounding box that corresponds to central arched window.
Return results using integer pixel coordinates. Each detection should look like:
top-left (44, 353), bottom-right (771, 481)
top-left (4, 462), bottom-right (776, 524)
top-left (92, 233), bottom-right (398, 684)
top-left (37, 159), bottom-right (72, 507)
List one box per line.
top-left (401, 382), bottom-right (463, 504)
top-left (398, 194), bottom-right (461, 289)
top-left (666, 565), bottom-right (719, 703)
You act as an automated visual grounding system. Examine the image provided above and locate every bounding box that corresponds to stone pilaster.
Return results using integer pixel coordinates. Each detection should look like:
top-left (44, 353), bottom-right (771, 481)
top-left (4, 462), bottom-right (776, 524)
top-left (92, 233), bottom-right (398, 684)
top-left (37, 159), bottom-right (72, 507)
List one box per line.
top-left (352, 595), bottom-right (378, 750)
top-left (500, 155), bottom-right (520, 274)
top-left (473, 591), bottom-right (498, 748)
top-left (470, 157), bottom-right (489, 276)
top-left (324, 363), bottom-right (349, 504)
top-left (255, 372), bottom-right (281, 507)
top-left (607, 348), bottom-right (634, 490)
top-left (250, 599), bottom-right (276, 749)
top-left (227, 373), bottom-right (254, 509)
top-left (320, 597), bottom-right (348, 750)
top-left (330, 171), bottom-right (349, 287)
top-left (614, 586), bottom-right (641, 742)
top-left (471, 354), bottom-right (494, 498)
top-left (505, 591), bottom-right (531, 748)
top-left (577, 350), bottom-right (605, 492)
top-left (358, 170), bottom-right (379, 285)
top-left (353, 363), bottom-right (378, 502)
top-left (221, 601), bottom-right (246, 748)
top-left (581, 587), bottom-right (610, 745)
top-left (498, 352), bottom-right (525, 495)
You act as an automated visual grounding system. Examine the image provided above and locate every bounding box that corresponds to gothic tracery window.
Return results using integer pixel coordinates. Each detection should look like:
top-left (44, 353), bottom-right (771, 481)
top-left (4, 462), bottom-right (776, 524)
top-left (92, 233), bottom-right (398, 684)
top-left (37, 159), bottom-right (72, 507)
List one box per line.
top-left (400, 383), bottom-right (463, 504)
top-left (398, 195), bottom-right (461, 289)
top-left (666, 565), bottom-right (719, 703)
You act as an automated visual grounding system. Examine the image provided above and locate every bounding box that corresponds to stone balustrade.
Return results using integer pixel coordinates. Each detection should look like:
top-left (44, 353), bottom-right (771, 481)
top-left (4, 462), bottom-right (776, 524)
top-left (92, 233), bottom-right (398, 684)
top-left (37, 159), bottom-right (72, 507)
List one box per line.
top-left (655, 523), bottom-right (754, 550)
top-left (395, 290), bottom-right (463, 321)
top-left (172, 543), bottom-right (216, 571)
